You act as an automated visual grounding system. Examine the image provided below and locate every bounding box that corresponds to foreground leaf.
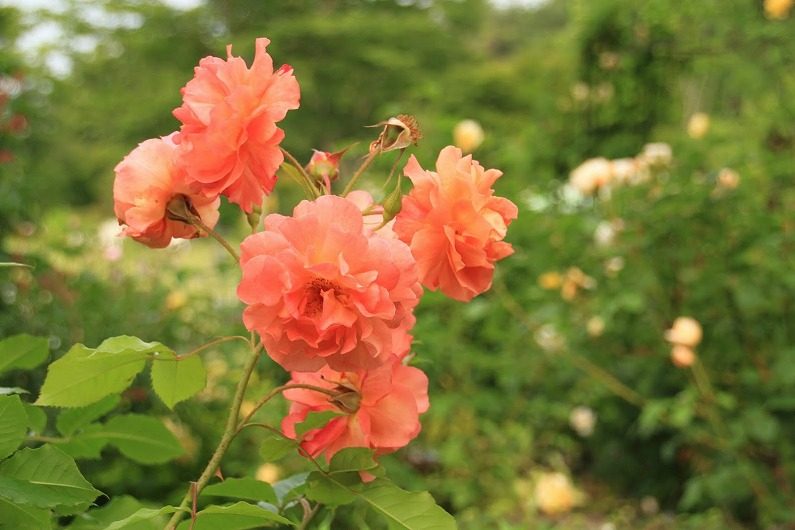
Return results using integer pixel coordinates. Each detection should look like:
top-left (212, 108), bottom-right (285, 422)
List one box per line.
top-left (0, 334), bottom-right (49, 375)
top-left (66, 496), bottom-right (162, 530)
top-left (36, 337), bottom-right (169, 407)
top-left (150, 351), bottom-right (206, 409)
top-left (179, 501), bottom-right (294, 529)
top-left (0, 445), bottom-right (101, 509)
top-left (79, 414), bottom-right (184, 464)
top-left (356, 479), bottom-right (456, 530)
top-left (0, 394), bottom-right (27, 459)
top-left (202, 477), bottom-right (277, 504)
top-left (56, 395), bottom-right (120, 437)
top-left (0, 496), bottom-right (51, 529)
top-left (259, 434), bottom-right (296, 462)
top-left (103, 505), bottom-right (180, 530)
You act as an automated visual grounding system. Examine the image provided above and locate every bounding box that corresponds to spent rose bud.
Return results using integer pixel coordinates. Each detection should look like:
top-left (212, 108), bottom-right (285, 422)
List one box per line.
top-left (665, 316), bottom-right (703, 348)
top-left (370, 114), bottom-right (421, 154)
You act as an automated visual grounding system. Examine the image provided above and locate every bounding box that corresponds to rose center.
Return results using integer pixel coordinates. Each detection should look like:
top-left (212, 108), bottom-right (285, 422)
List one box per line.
top-left (303, 278), bottom-right (345, 316)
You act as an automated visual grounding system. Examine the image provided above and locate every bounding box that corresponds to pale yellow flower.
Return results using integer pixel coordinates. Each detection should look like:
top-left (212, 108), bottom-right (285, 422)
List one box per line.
top-left (535, 472), bottom-right (578, 516)
top-left (538, 271), bottom-right (563, 290)
top-left (587, 316), bottom-right (605, 337)
top-left (716, 168), bottom-right (740, 190)
top-left (765, 0), bottom-right (793, 19)
top-left (569, 158), bottom-right (612, 196)
top-left (665, 316), bottom-right (703, 348)
top-left (687, 112), bottom-right (710, 139)
top-left (453, 119), bottom-right (485, 153)
top-left (255, 463), bottom-right (281, 484)
top-left (569, 406), bottom-right (597, 437)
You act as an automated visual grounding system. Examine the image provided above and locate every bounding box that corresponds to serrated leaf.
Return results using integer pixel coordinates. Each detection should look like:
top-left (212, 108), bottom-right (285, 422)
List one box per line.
top-left (103, 505), bottom-right (180, 530)
top-left (305, 471), bottom-right (358, 506)
top-left (23, 402), bottom-right (47, 434)
top-left (328, 447), bottom-right (379, 474)
top-left (0, 496), bottom-right (51, 529)
top-left (0, 445), bottom-right (101, 509)
top-left (75, 414), bottom-right (184, 464)
top-left (181, 501), bottom-right (294, 529)
top-left (295, 410), bottom-right (340, 437)
top-left (150, 351), bottom-right (206, 409)
top-left (356, 479), bottom-right (456, 530)
top-left (0, 394), bottom-right (27, 459)
top-left (66, 496), bottom-right (160, 530)
top-left (56, 395), bottom-right (120, 437)
top-left (58, 424), bottom-right (108, 460)
top-left (202, 477), bottom-right (277, 504)
top-left (0, 334), bottom-right (49, 375)
top-left (259, 434), bottom-right (295, 462)
top-left (36, 336), bottom-right (169, 407)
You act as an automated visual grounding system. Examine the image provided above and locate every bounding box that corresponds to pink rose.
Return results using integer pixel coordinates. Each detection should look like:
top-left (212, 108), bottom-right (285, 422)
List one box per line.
top-left (394, 146), bottom-right (517, 301)
top-left (113, 135), bottom-right (219, 248)
top-left (173, 38), bottom-right (300, 212)
top-left (237, 195), bottom-right (421, 372)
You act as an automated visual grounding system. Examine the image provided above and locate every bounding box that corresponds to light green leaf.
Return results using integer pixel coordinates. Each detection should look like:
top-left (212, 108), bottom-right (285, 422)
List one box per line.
top-left (56, 395), bottom-right (120, 436)
top-left (0, 445), bottom-right (101, 509)
top-left (295, 410), bottom-right (340, 437)
top-left (150, 351), bottom-right (206, 409)
top-left (182, 501), bottom-right (294, 529)
top-left (202, 477), bottom-right (277, 504)
top-left (0, 334), bottom-right (49, 375)
top-left (0, 496), bottom-right (51, 529)
top-left (259, 434), bottom-right (295, 462)
top-left (103, 505), bottom-right (180, 530)
top-left (36, 337), bottom-right (170, 407)
top-left (66, 496), bottom-right (161, 530)
top-left (82, 414), bottom-right (184, 464)
top-left (0, 394), bottom-right (27, 459)
top-left (23, 402), bottom-right (47, 434)
top-left (356, 479), bottom-right (457, 530)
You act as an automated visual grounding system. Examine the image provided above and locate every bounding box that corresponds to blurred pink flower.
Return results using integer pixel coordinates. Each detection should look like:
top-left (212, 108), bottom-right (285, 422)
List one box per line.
top-left (173, 38), bottom-right (300, 212)
top-left (113, 135), bottom-right (219, 249)
top-left (394, 146), bottom-right (517, 301)
top-left (237, 195), bottom-right (421, 372)
top-left (281, 354), bottom-right (429, 460)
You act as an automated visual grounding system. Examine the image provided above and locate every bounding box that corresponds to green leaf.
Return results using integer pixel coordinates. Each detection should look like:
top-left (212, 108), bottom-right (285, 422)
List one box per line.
top-left (103, 506), bottom-right (180, 530)
top-left (23, 402), bottom-right (47, 434)
top-left (259, 434), bottom-right (296, 462)
top-left (305, 471), bottom-right (358, 506)
top-left (183, 501), bottom-right (294, 529)
top-left (356, 479), bottom-right (456, 530)
top-left (150, 351), bottom-right (206, 409)
top-left (66, 496), bottom-right (162, 530)
top-left (272, 472), bottom-right (309, 506)
top-left (328, 447), bottom-right (379, 474)
top-left (36, 336), bottom-right (170, 407)
top-left (58, 424), bottom-right (108, 460)
top-left (56, 395), bottom-right (120, 436)
top-left (295, 410), bottom-right (340, 437)
top-left (0, 445), bottom-right (101, 509)
top-left (77, 414), bottom-right (184, 464)
top-left (202, 477), bottom-right (277, 504)
top-left (0, 496), bottom-right (51, 529)
top-left (0, 334), bottom-right (49, 375)
top-left (0, 394), bottom-right (27, 459)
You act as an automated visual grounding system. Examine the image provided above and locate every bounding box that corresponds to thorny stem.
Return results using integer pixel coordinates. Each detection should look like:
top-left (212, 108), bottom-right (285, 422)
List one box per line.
top-left (281, 147), bottom-right (320, 198)
top-left (493, 278), bottom-right (646, 407)
top-left (342, 149), bottom-right (379, 197)
top-left (189, 216), bottom-right (240, 262)
top-left (165, 340), bottom-right (263, 529)
top-left (236, 383), bottom-right (340, 431)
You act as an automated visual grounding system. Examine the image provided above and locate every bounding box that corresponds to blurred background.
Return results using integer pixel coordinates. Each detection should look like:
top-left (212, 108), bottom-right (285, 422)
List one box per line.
top-left (2, 0), bottom-right (795, 528)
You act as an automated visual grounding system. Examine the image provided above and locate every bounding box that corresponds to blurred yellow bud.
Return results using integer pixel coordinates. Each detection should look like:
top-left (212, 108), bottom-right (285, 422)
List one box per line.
top-left (539, 271), bottom-right (563, 290)
top-left (687, 112), bottom-right (711, 139)
top-left (165, 290), bottom-right (188, 311)
top-left (671, 344), bottom-right (697, 368)
top-left (256, 463), bottom-right (281, 484)
top-left (665, 316), bottom-right (703, 348)
top-left (716, 168), bottom-right (740, 190)
top-left (453, 119), bottom-right (485, 153)
top-left (587, 316), bottom-right (605, 337)
top-left (569, 406), bottom-right (597, 437)
top-left (765, 0), bottom-right (793, 19)
top-left (534, 472), bottom-right (578, 516)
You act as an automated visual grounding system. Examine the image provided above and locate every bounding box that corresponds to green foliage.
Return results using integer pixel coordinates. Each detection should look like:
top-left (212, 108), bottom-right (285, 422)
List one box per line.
top-left (0, 334), bottom-right (49, 374)
top-left (67, 496), bottom-right (167, 530)
top-left (102, 505), bottom-right (180, 530)
top-left (0, 394), bottom-right (27, 458)
top-left (150, 350), bottom-right (206, 409)
top-left (177, 501), bottom-right (294, 529)
top-left (202, 477), bottom-right (278, 504)
top-left (70, 414), bottom-right (184, 465)
top-left (259, 434), bottom-right (296, 462)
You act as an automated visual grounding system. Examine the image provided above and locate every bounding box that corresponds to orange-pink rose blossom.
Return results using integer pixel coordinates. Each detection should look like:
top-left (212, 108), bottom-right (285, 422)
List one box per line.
top-left (394, 146), bottom-right (518, 301)
top-left (113, 134), bottom-right (220, 248)
top-left (281, 354), bottom-right (429, 460)
top-left (237, 195), bottom-right (421, 372)
top-left (173, 38), bottom-right (300, 213)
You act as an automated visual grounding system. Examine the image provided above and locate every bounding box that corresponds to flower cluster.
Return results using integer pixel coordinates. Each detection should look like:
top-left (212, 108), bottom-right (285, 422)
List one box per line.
top-left (112, 38), bottom-right (516, 463)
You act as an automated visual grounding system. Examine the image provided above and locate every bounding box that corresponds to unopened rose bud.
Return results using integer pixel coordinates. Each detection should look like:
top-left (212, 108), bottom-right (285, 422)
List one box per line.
top-left (687, 112), bottom-right (710, 139)
top-left (671, 344), bottom-right (696, 368)
top-left (305, 149), bottom-right (345, 183)
top-left (380, 175), bottom-right (403, 225)
top-left (453, 119), bottom-right (484, 153)
top-left (369, 114), bottom-right (421, 154)
top-left (665, 316), bottom-right (703, 348)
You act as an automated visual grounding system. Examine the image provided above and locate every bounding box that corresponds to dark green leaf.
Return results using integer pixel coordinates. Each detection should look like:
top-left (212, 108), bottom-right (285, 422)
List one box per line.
top-left (22, 402), bottom-right (47, 434)
top-left (77, 414), bottom-right (184, 464)
top-left (202, 477), bottom-right (277, 504)
top-left (66, 496), bottom-right (162, 530)
top-left (183, 501), bottom-right (294, 529)
top-left (0, 496), bottom-right (51, 530)
top-left (304, 471), bottom-right (357, 506)
top-left (259, 434), bottom-right (295, 462)
top-left (0, 394), bottom-right (27, 459)
top-left (103, 506), bottom-right (180, 530)
top-left (295, 410), bottom-right (340, 437)
top-left (0, 334), bottom-right (49, 375)
top-left (56, 395), bottom-right (120, 436)
top-left (328, 447), bottom-right (379, 474)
